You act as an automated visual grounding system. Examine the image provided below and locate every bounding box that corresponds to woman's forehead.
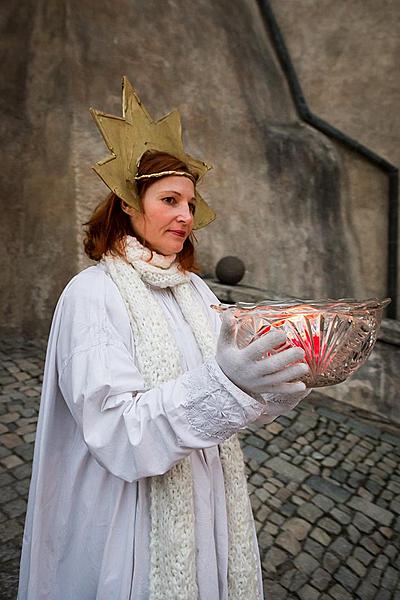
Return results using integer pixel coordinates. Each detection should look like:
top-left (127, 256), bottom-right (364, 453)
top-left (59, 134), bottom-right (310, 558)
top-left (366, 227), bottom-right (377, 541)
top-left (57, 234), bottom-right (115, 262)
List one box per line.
top-left (150, 175), bottom-right (195, 196)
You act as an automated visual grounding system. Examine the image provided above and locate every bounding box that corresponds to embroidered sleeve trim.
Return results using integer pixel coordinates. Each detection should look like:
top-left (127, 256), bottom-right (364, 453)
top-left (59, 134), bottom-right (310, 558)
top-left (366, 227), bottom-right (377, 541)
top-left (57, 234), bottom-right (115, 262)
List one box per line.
top-left (181, 359), bottom-right (265, 441)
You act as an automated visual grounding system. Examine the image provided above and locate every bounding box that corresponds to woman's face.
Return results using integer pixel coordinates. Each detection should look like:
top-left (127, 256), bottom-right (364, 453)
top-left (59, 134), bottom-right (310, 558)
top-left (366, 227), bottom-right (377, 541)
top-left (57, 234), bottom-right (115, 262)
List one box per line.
top-left (123, 175), bottom-right (196, 255)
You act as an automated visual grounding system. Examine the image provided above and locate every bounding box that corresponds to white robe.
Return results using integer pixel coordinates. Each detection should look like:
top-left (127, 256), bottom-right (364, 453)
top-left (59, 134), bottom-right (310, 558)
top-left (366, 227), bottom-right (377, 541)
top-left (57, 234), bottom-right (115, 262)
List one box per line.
top-left (18, 264), bottom-right (265, 600)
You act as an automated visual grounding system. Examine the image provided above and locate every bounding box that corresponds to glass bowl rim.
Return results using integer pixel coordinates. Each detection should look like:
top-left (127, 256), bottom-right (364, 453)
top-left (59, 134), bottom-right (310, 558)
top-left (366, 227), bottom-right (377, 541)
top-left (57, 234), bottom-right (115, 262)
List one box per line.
top-left (211, 297), bottom-right (391, 315)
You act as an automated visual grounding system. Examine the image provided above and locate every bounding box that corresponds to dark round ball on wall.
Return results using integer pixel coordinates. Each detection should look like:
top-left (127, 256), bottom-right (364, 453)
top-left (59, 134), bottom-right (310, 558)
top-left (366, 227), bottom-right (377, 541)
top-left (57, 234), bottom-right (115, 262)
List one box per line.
top-left (215, 256), bottom-right (245, 285)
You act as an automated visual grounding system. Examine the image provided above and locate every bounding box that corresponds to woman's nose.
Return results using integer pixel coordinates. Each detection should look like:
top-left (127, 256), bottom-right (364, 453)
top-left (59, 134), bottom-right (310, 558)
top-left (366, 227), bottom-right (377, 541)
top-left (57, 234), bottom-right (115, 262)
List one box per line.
top-left (177, 203), bottom-right (193, 223)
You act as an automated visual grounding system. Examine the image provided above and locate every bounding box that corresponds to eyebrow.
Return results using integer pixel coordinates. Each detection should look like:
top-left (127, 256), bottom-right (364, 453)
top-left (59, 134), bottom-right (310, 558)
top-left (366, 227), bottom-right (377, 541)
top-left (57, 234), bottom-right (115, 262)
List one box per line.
top-left (161, 190), bottom-right (196, 202)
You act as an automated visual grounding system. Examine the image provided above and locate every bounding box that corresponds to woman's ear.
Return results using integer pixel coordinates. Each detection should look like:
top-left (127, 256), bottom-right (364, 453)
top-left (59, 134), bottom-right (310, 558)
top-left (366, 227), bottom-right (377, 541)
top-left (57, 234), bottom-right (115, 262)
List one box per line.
top-left (121, 200), bottom-right (142, 218)
top-left (121, 200), bottom-right (134, 216)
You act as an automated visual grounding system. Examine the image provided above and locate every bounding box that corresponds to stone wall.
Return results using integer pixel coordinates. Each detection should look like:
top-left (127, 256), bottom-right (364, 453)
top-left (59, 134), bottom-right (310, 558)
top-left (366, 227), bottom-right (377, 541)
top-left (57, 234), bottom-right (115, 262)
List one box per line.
top-left (0, 0), bottom-right (398, 336)
top-left (0, 2), bottom-right (79, 335)
top-left (269, 0), bottom-right (400, 313)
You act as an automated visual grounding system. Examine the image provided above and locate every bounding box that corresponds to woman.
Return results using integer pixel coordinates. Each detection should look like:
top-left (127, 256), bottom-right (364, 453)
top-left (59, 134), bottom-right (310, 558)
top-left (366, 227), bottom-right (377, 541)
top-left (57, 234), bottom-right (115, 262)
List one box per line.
top-left (18, 78), bottom-right (309, 600)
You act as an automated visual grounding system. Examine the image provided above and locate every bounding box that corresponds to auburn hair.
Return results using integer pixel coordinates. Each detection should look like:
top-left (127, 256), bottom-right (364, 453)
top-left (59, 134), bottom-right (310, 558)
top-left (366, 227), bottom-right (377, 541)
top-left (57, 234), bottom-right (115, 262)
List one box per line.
top-left (83, 151), bottom-right (199, 272)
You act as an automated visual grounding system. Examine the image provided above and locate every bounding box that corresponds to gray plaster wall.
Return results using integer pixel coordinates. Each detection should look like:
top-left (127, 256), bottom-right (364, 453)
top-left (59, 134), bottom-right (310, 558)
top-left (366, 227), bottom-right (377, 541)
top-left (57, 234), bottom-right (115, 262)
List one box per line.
top-left (0, 0), bottom-right (396, 336)
top-left (0, 2), bottom-right (78, 335)
top-left (270, 0), bottom-right (399, 312)
top-left (269, 0), bottom-right (400, 168)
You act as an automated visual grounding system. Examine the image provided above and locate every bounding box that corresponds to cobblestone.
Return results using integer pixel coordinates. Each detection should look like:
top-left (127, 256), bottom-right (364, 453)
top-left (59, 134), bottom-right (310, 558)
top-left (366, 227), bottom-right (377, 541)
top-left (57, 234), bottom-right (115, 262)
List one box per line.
top-left (294, 551), bottom-right (320, 575)
top-left (348, 523), bottom-right (362, 543)
top-left (318, 516), bottom-right (342, 535)
top-left (329, 583), bottom-right (354, 600)
top-left (354, 546), bottom-right (374, 566)
top-left (348, 496), bottom-right (394, 527)
top-left (309, 526), bottom-right (331, 546)
top-left (305, 475), bottom-right (351, 503)
top-left (311, 493), bottom-right (335, 513)
top-left (275, 531), bottom-right (301, 556)
top-left (353, 512), bottom-right (375, 533)
top-left (330, 507), bottom-right (352, 525)
top-left (334, 564), bottom-right (360, 591)
top-left (1, 333), bottom-right (400, 599)
top-left (348, 556), bottom-right (368, 579)
top-left (310, 566), bottom-right (331, 591)
top-left (297, 502), bottom-right (323, 523)
top-left (280, 568), bottom-right (308, 592)
top-left (297, 583), bottom-right (319, 600)
top-left (281, 517), bottom-right (311, 541)
top-left (304, 538), bottom-right (325, 561)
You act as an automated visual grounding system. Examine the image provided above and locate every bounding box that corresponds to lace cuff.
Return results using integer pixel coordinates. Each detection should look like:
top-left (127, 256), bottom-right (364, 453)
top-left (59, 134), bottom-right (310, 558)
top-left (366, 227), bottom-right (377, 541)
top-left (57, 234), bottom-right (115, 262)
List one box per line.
top-left (181, 359), bottom-right (265, 442)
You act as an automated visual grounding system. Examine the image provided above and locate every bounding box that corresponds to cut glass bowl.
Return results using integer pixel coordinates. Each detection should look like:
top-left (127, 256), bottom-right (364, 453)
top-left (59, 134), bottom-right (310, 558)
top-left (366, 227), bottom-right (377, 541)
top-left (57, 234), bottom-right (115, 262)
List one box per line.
top-left (212, 298), bottom-right (390, 388)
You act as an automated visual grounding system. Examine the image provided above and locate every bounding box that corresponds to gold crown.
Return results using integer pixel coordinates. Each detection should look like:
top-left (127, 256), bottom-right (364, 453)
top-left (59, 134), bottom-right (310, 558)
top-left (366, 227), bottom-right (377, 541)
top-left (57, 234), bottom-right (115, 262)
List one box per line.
top-left (89, 76), bottom-right (216, 229)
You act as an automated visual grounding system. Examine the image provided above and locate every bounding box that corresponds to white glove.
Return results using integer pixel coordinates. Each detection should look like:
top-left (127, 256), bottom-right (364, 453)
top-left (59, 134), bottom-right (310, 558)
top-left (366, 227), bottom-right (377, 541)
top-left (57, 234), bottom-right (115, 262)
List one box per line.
top-left (216, 311), bottom-right (309, 396)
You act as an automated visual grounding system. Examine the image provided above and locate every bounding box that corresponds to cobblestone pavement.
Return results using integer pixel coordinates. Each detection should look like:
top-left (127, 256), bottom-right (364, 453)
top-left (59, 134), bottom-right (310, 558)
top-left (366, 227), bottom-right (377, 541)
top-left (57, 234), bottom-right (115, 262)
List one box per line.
top-left (0, 333), bottom-right (400, 600)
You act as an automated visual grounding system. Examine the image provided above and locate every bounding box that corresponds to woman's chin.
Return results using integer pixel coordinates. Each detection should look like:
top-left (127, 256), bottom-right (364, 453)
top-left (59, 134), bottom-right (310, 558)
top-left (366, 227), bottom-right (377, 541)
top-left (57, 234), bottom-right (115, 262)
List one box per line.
top-left (155, 241), bottom-right (184, 256)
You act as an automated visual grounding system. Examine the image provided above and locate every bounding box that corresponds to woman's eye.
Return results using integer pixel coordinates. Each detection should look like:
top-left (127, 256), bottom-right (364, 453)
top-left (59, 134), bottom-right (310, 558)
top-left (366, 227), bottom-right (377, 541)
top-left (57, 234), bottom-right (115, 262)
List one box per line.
top-left (162, 197), bottom-right (195, 214)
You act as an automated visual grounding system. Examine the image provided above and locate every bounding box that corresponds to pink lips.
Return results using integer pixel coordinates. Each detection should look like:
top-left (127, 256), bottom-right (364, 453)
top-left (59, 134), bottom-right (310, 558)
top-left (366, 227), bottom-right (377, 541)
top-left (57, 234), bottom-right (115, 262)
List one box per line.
top-left (168, 230), bottom-right (186, 238)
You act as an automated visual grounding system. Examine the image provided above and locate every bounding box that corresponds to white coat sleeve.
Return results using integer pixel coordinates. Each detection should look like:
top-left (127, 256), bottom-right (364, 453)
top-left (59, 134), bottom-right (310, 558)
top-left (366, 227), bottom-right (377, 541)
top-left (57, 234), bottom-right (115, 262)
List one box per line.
top-left (56, 271), bottom-right (265, 483)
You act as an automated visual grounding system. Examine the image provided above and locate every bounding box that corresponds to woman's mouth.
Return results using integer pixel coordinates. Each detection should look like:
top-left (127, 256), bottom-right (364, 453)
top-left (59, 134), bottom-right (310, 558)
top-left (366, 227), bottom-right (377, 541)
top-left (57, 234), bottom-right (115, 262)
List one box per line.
top-left (168, 230), bottom-right (186, 238)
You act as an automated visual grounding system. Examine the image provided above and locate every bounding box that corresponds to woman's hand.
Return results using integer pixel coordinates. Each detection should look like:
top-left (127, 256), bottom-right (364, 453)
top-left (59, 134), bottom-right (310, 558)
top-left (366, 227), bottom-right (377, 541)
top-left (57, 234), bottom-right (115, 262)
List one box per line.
top-left (216, 311), bottom-right (309, 396)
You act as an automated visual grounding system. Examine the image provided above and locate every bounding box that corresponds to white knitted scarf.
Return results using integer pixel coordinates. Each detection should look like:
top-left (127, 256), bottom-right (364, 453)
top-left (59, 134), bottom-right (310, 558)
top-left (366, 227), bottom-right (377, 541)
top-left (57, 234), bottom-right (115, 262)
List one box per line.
top-left (102, 236), bottom-right (260, 600)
